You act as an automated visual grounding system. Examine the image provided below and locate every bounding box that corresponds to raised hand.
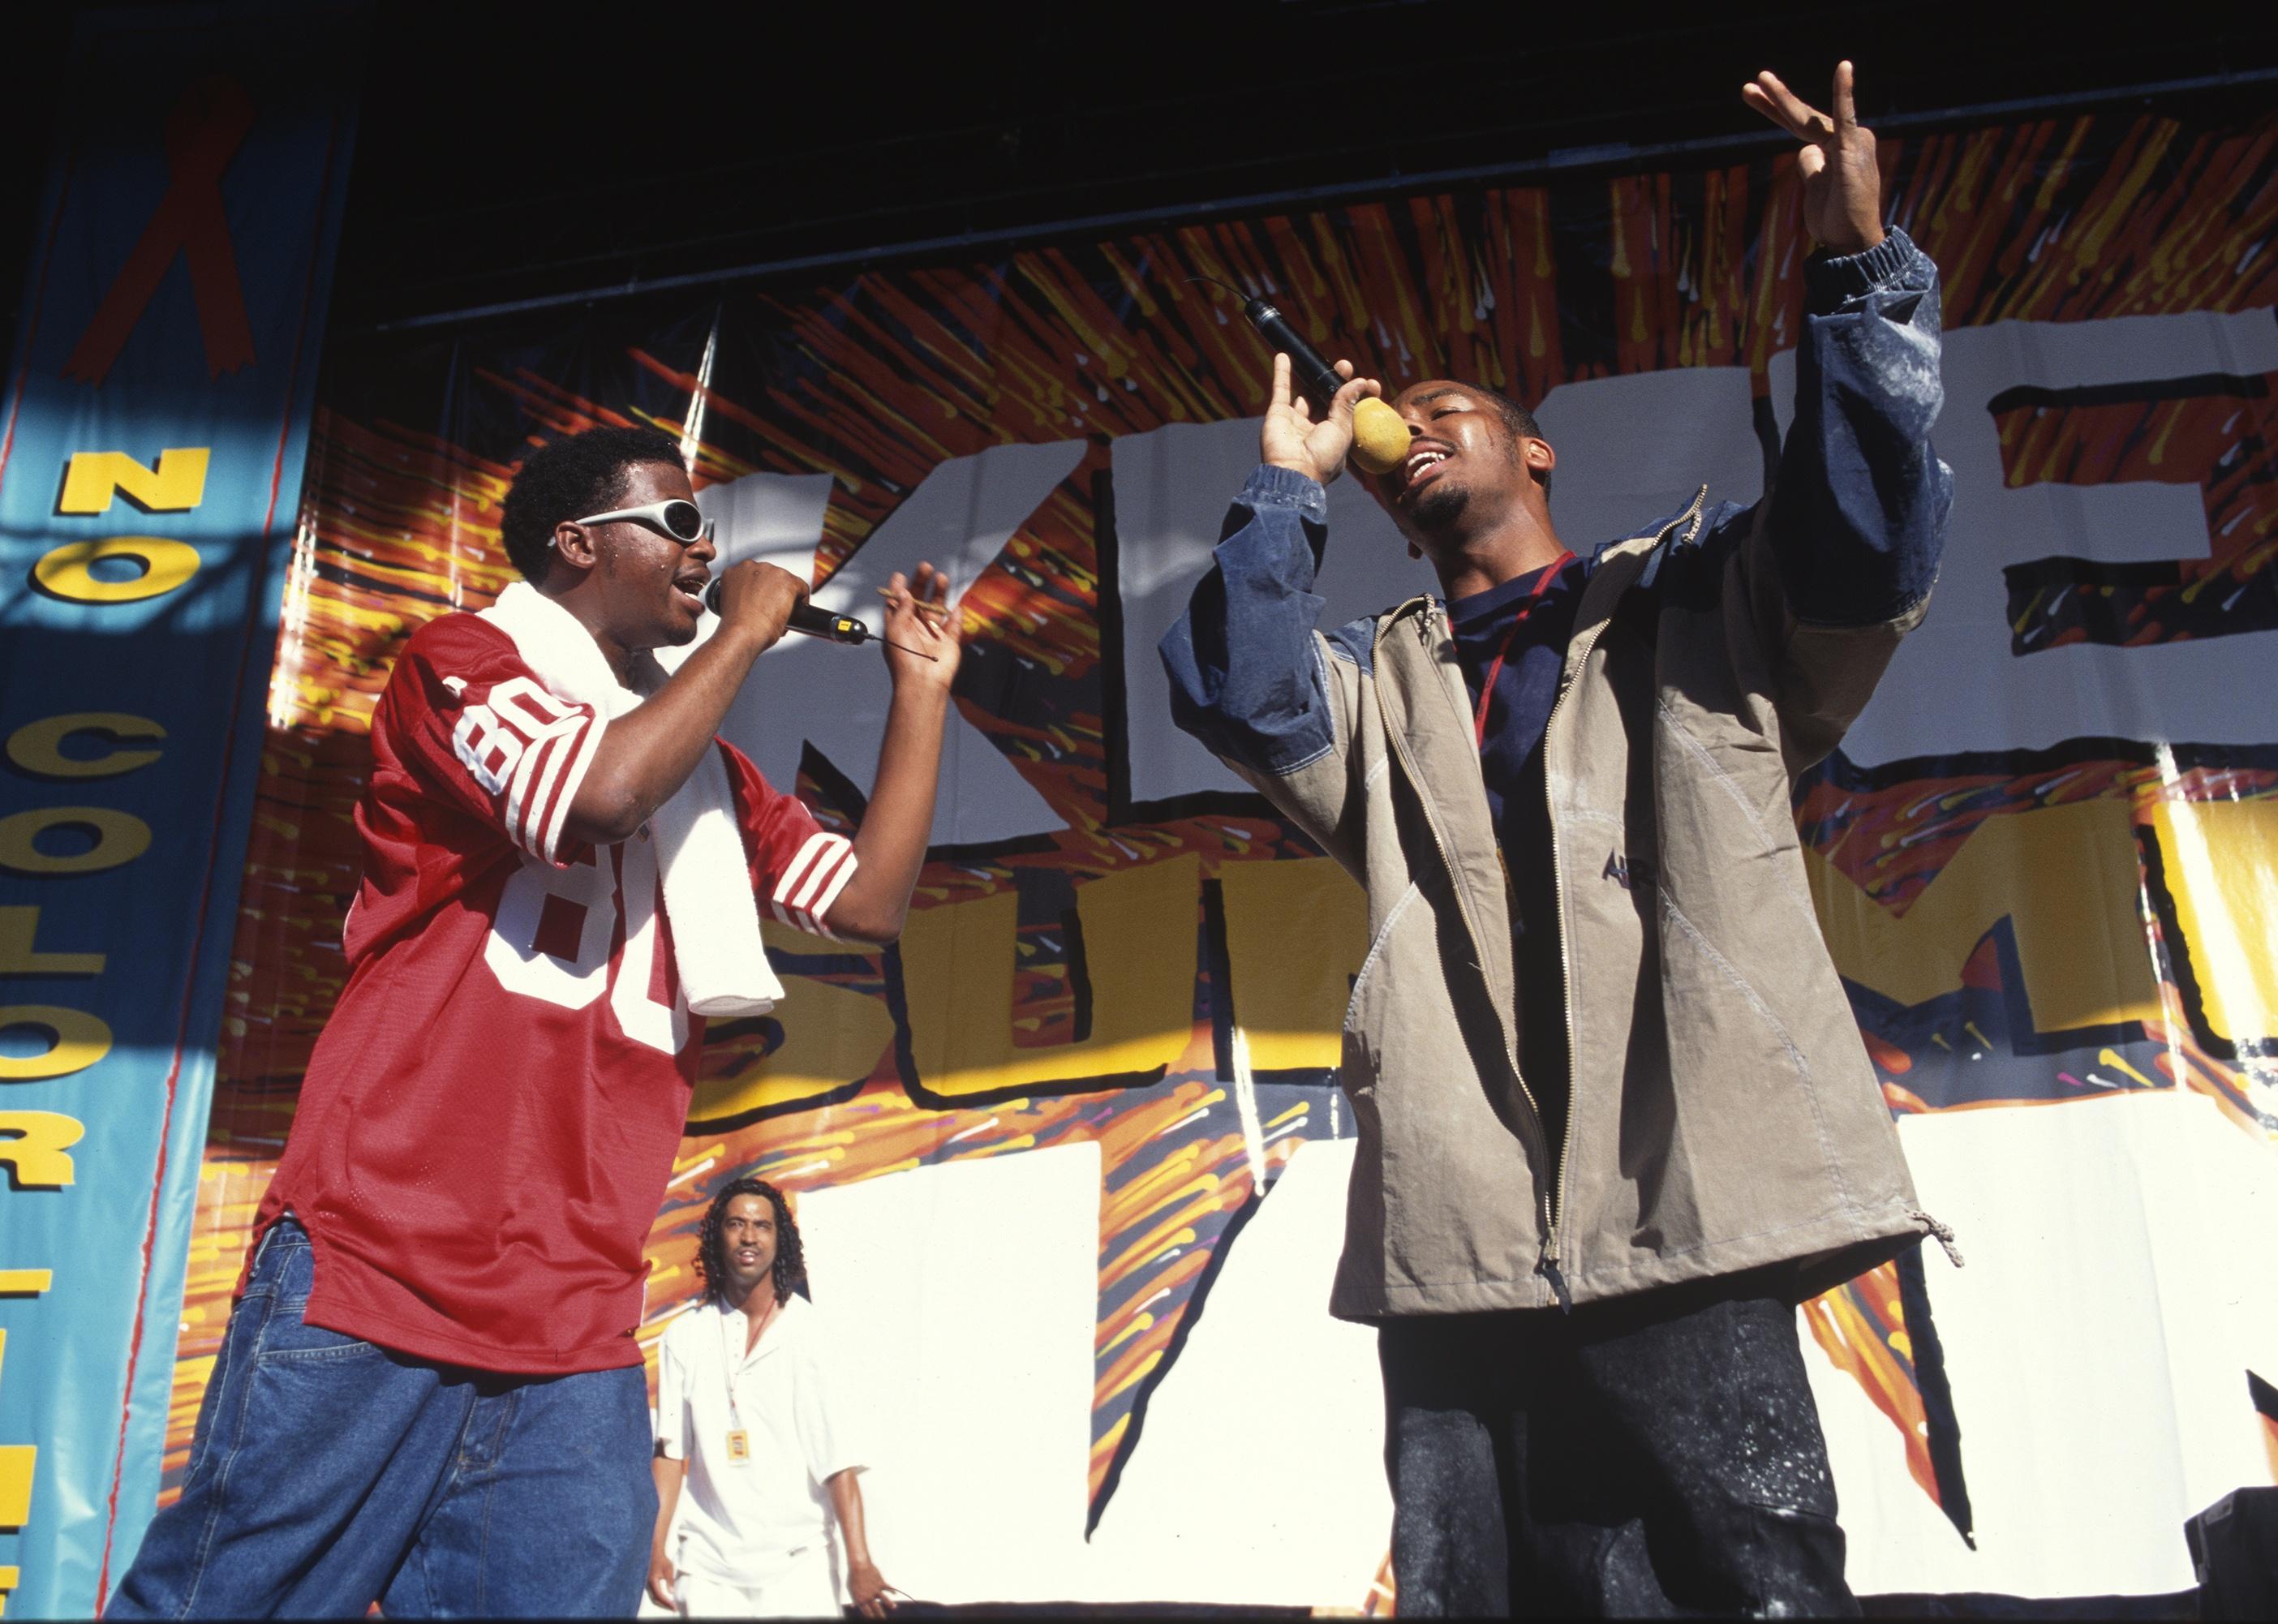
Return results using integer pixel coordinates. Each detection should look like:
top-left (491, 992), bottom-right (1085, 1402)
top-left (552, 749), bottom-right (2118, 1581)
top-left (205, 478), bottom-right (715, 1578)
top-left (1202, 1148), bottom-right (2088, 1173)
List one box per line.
top-left (1260, 351), bottom-right (1381, 487)
top-left (1743, 60), bottom-right (1886, 256)
top-left (877, 562), bottom-right (961, 692)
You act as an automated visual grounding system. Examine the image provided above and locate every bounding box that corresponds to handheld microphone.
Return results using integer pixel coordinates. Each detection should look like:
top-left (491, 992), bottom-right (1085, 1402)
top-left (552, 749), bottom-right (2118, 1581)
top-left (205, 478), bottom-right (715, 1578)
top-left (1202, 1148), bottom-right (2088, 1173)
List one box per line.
top-left (1200, 281), bottom-right (1412, 476)
top-left (702, 577), bottom-right (940, 661)
top-left (703, 578), bottom-right (868, 645)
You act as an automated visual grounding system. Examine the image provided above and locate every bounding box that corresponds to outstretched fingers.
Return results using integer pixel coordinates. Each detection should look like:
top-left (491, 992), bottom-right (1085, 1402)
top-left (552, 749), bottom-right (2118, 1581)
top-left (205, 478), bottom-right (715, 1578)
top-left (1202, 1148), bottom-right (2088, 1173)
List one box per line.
top-left (1833, 59), bottom-right (1858, 130)
top-left (1739, 76), bottom-right (1782, 133)
top-left (1743, 69), bottom-right (1831, 141)
top-left (879, 565), bottom-right (949, 621)
top-left (919, 563), bottom-right (952, 633)
top-left (1270, 350), bottom-right (1294, 412)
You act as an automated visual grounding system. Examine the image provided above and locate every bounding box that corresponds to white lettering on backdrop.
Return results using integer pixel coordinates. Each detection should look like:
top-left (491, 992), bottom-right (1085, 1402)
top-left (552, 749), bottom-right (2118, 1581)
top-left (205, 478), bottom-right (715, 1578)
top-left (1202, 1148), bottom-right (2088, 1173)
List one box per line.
top-left (679, 440), bottom-right (1085, 847)
top-left (1775, 307), bottom-right (2278, 765)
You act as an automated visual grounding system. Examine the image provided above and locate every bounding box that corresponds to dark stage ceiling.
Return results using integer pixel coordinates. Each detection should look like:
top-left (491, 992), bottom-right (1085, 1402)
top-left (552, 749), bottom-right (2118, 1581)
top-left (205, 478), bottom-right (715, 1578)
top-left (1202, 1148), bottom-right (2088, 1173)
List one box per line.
top-left (4, 1), bottom-right (2276, 340)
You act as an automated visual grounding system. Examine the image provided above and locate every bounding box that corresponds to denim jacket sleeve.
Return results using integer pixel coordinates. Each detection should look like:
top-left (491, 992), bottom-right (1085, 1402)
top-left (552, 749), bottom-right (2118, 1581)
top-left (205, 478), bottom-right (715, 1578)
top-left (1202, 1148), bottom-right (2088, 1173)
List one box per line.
top-left (1158, 462), bottom-right (1357, 779)
top-left (1767, 226), bottom-right (1954, 626)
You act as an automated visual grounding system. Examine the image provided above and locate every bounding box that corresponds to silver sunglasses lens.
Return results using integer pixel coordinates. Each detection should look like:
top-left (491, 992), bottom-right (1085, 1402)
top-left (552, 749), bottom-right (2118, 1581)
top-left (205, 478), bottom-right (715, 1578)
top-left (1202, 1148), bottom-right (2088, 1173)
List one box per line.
top-left (663, 500), bottom-right (705, 542)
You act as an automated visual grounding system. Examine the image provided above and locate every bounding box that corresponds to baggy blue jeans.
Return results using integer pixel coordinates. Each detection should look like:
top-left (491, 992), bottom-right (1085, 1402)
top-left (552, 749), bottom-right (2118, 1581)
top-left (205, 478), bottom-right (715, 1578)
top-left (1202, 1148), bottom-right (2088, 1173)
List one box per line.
top-left (107, 1219), bottom-right (655, 1618)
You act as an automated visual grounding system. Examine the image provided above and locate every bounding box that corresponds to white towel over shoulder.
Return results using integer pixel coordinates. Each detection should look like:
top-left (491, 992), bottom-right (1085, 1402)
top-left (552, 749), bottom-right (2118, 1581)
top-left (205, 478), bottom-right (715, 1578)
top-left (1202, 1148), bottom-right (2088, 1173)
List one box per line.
top-left (479, 582), bottom-right (785, 1017)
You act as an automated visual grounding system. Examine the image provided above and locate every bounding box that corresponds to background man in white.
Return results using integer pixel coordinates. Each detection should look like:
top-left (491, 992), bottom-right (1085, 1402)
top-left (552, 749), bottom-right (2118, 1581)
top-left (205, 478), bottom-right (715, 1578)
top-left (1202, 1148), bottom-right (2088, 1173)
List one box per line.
top-left (650, 1179), bottom-right (895, 1618)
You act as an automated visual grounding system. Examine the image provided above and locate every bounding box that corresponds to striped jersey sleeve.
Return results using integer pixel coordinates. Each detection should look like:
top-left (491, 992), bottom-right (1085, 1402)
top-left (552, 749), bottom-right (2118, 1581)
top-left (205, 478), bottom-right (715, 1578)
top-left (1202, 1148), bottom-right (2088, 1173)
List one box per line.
top-left (381, 616), bottom-right (606, 867)
top-left (717, 741), bottom-right (858, 941)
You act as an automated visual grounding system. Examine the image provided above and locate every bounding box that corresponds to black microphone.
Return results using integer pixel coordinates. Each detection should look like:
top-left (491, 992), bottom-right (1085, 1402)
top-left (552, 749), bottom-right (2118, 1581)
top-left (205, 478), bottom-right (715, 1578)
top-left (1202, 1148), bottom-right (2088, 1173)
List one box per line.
top-left (1241, 296), bottom-right (1347, 415)
top-left (1184, 278), bottom-right (1410, 475)
top-left (1237, 296), bottom-right (1410, 475)
top-left (703, 577), bottom-right (870, 645)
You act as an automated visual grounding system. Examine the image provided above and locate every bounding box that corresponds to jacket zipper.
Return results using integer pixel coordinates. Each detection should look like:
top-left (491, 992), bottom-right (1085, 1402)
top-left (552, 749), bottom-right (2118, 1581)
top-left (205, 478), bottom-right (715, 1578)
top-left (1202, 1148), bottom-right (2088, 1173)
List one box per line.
top-left (1537, 486), bottom-right (1708, 1309)
top-left (1378, 604), bottom-right (1564, 1280)
top-left (1375, 494), bottom-right (1708, 1313)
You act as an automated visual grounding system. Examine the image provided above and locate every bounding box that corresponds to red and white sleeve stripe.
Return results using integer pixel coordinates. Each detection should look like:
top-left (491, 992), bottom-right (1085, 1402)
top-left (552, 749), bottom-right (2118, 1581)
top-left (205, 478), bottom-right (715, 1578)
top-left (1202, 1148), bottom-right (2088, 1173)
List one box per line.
top-left (769, 831), bottom-right (857, 939)
top-left (506, 711), bottom-right (607, 866)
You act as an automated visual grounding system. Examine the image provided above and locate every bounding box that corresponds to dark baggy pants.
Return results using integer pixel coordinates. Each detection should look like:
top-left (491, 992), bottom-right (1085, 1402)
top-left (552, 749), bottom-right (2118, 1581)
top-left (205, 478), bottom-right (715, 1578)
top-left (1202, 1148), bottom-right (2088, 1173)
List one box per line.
top-left (1380, 1278), bottom-right (1858, 1618)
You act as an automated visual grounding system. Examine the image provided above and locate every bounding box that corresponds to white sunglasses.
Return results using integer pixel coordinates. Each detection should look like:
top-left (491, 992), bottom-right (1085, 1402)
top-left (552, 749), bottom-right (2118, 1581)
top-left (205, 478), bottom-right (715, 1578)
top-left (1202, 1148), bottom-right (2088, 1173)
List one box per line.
top-left (557, 498), bottom-right (712, 547)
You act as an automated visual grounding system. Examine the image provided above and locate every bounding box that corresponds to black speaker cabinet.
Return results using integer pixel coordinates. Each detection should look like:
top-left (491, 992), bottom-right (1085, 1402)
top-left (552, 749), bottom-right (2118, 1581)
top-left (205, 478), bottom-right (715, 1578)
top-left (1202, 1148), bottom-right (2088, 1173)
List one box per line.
top-left (2187, 1485), bottom-right (2278, 1619)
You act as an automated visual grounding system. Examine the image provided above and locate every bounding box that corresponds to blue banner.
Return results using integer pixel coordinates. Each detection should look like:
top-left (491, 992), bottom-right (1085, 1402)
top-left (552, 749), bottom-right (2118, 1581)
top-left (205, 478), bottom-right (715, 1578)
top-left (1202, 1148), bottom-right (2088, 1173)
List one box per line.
top-left (0, 6), bottom-right (357, 1613)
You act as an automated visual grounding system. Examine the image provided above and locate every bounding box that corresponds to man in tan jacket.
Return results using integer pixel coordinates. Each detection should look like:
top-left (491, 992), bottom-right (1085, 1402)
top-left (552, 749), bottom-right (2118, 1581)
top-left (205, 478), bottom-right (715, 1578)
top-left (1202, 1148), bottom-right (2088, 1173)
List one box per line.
top-left (1162, 64), bottom-right (1955, 1617)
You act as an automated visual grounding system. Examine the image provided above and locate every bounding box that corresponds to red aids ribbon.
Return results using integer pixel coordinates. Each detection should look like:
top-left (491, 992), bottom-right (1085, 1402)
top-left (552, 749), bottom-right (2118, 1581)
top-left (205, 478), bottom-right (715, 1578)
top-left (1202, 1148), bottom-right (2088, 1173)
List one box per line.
top-left (63, 76), bottom-right (258, 388)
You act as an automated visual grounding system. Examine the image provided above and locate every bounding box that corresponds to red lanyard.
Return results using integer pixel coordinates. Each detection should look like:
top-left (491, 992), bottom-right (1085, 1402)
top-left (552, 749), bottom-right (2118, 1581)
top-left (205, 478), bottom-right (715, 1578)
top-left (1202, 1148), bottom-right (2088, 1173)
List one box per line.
top-left (1472, 551), bottom-right (1575, 748)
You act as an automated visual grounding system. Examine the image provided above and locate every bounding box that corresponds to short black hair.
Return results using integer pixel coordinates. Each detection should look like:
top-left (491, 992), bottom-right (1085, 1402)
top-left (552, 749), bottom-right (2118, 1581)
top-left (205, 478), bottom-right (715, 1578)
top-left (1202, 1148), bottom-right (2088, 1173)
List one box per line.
top-left (497, 425), bottom-right (686, 584)
top-left (1468, 387), bottom-right (1552, 501)
top-left (696, 1177), bottom-right (806, 1309)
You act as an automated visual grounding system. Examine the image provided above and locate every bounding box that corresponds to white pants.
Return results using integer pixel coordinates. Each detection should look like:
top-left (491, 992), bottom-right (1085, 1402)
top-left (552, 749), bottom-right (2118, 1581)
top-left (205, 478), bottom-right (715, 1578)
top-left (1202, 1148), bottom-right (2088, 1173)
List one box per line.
top-left (674, 1549), bottom-right (839, 1618)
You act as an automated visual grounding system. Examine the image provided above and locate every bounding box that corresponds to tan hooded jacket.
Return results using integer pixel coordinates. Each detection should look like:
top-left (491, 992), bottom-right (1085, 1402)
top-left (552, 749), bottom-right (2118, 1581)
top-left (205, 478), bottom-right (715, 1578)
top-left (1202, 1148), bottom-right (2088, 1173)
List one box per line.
top-left (1163, 230), bottom-right (1958, 1318)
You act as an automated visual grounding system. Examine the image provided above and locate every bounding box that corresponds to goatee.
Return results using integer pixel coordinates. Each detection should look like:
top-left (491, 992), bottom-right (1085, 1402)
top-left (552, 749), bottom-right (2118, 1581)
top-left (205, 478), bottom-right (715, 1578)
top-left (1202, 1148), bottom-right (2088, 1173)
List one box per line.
top-left (1406, 480), bottom-right (1468, 536)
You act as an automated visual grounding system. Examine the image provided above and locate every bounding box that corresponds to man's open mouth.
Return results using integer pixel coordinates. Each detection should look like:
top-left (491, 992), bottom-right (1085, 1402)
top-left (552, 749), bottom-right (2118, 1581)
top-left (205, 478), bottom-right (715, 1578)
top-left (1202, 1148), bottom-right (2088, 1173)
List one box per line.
top-left (1400, 445), bottom-right (1452, 496)
top-left (673, 574), bottom-right (710, 610)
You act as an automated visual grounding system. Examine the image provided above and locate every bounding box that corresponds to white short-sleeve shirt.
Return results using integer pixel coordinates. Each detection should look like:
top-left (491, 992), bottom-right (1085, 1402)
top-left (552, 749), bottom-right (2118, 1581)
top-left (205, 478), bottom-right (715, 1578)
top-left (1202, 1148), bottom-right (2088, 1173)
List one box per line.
top-left (655, 1293), bottom-right (864, 1583)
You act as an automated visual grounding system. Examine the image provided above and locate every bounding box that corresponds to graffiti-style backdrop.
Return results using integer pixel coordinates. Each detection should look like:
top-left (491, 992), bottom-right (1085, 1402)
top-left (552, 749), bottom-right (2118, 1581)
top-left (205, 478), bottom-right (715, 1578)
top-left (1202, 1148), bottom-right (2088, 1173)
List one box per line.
top-left (165, 105), bottom-right (2278, 1606)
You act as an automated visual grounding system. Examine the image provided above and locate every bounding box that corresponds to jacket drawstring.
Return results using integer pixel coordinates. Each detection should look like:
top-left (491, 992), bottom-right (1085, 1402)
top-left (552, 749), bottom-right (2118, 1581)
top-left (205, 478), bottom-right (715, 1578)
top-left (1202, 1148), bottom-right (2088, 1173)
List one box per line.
top-left (1912, 1209), bottom-right (1964, 1268)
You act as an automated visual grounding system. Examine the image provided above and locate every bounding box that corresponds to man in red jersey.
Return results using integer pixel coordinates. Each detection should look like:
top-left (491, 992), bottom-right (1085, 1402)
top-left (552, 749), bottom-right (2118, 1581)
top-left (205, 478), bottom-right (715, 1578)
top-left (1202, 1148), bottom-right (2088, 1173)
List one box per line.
top-left (110, 426), bottom-right (960, 1619)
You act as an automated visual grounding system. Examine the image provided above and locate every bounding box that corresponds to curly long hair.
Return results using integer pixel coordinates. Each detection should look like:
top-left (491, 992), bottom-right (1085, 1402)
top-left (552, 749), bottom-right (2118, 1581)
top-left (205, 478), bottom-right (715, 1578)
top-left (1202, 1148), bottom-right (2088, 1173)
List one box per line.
top-left (696, 1177), bottom-right (806, 1308)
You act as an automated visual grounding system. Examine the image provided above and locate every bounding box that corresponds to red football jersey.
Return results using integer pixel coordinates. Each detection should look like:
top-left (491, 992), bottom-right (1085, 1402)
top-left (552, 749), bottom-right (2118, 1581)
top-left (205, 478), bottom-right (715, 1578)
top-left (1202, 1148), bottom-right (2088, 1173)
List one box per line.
top-left (257, 613), bottom-right (857, 1373)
